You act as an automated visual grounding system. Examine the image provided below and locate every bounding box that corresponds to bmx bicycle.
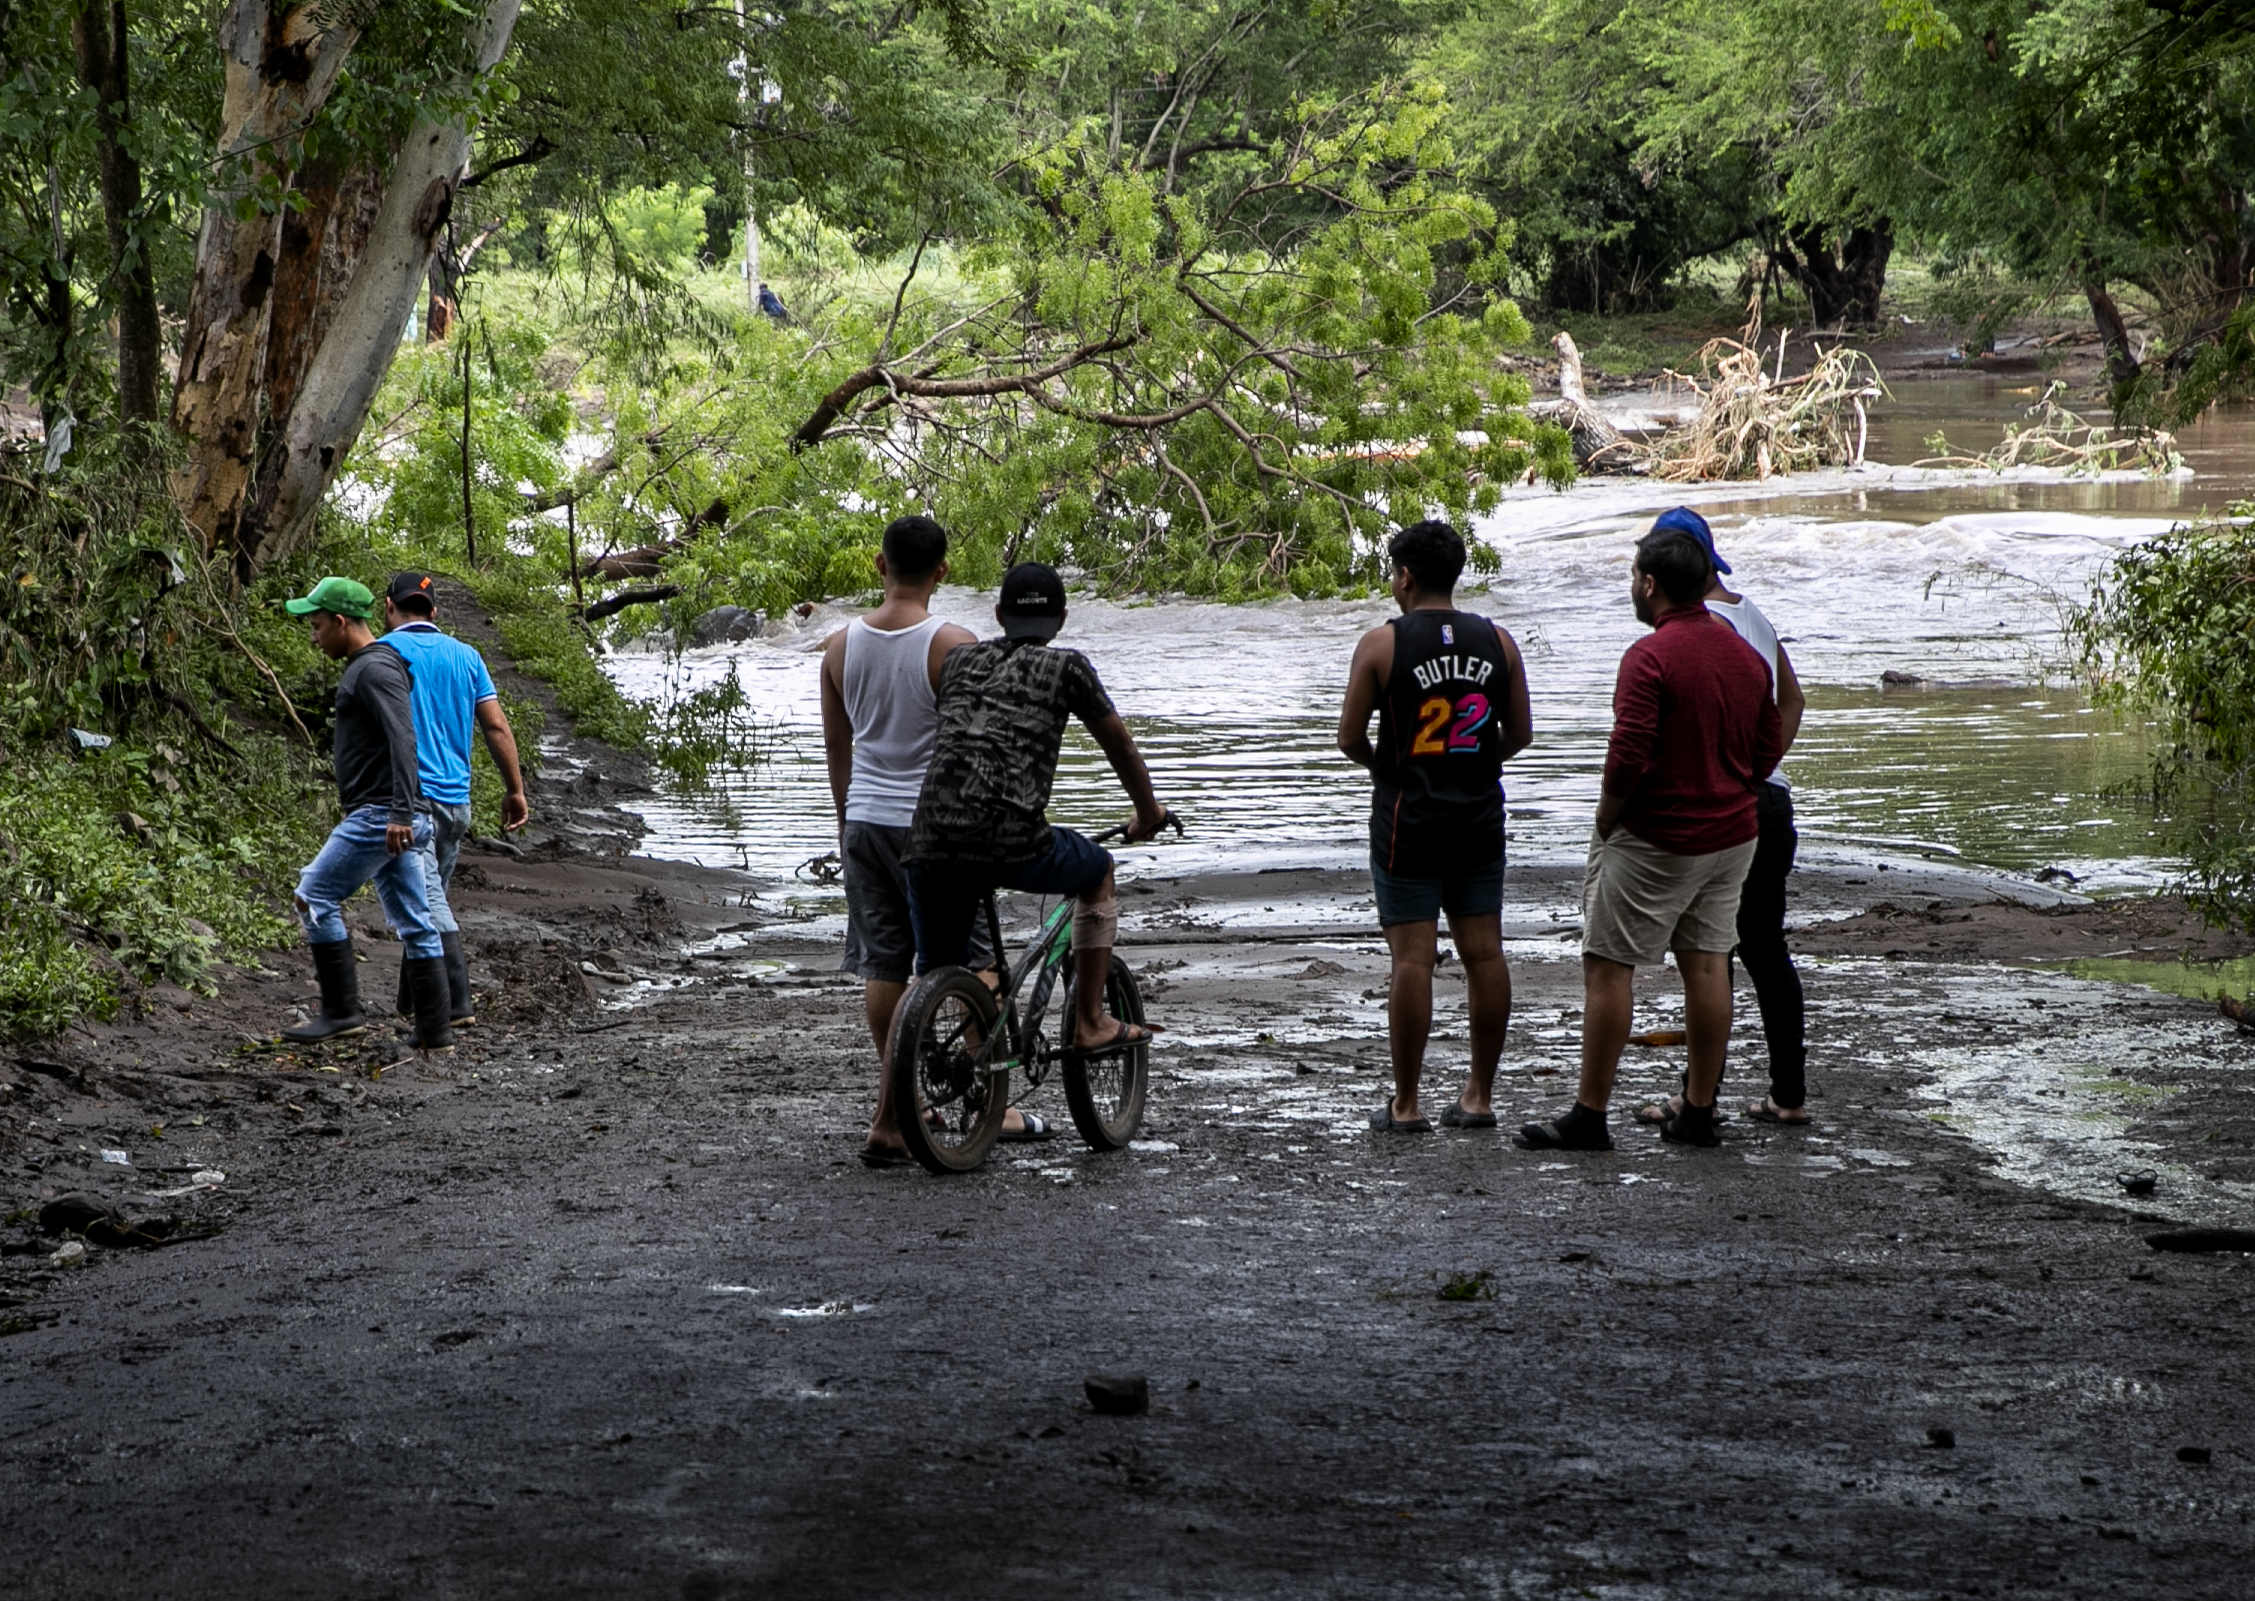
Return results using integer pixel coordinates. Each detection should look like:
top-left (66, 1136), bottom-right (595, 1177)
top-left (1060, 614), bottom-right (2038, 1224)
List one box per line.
top-left (887, 815), bottom-right (1181, 1174)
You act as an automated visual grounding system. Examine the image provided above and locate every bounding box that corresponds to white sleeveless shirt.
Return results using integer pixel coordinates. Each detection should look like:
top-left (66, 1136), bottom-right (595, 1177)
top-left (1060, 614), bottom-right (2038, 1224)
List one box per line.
top-left (1705, 594), bottom-right (1791, 792)
top-left (842, 616), bottom-right (942, 826)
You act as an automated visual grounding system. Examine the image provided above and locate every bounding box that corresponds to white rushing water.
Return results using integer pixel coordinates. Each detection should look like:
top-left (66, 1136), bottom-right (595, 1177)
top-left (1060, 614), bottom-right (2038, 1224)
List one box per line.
top-left (608, 380), bottom-right (2255, 903)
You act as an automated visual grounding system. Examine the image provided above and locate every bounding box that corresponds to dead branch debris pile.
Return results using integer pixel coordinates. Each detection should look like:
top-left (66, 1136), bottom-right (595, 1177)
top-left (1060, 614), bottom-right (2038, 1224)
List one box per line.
top-left (1641, 329), bottom-right (1884, 482)
top-left (1911, 383), bottom-right (2182, 476)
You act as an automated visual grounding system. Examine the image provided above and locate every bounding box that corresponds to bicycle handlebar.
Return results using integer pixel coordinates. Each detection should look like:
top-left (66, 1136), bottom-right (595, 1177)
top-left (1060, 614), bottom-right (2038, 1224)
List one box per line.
top-left (1092, 810), bottom-right (1185, 846)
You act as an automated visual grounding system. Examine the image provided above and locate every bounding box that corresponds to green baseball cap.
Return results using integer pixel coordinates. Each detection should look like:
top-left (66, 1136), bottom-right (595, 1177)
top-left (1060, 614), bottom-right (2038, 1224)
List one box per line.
top-left (283, 577), bottom-right (377, 619)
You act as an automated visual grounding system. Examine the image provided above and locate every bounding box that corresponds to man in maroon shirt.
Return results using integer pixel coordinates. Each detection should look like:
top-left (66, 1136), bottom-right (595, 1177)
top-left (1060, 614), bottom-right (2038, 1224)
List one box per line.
top-left (1518, 524), bottom-right (1783, 1152)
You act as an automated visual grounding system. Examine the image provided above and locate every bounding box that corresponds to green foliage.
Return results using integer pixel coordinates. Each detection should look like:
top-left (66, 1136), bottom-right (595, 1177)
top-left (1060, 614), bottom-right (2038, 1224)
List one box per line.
top-left (0, 435), bottom-right (333, 1037)
top-left (2069, 507), bottom-right (2255, 931)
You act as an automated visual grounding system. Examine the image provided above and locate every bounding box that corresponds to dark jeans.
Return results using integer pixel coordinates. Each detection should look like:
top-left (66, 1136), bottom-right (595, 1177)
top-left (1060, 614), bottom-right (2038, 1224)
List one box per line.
top-left (906, 827), bottom-right (1113, 976)
top-left (1733, 784), bottom-right (1807, 1108)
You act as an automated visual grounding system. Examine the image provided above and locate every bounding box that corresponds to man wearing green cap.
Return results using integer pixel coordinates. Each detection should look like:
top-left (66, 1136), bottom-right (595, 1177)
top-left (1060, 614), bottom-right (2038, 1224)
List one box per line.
top-left (279, 577), bottom-right (452, 1051)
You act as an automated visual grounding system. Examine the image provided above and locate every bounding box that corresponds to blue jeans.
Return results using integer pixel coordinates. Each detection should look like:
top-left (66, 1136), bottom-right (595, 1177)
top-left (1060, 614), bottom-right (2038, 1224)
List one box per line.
top-left (415, 800), bottom-right (473, 936)
top-left (295, 805), bottom-right (442, 958)
top-left (906, 827), bottom-right (1113, 975)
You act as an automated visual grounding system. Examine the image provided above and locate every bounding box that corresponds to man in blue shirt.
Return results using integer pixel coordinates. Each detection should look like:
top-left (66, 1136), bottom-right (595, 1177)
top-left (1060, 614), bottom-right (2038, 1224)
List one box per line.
top-left (380, 572), bottom-right (530, 1024)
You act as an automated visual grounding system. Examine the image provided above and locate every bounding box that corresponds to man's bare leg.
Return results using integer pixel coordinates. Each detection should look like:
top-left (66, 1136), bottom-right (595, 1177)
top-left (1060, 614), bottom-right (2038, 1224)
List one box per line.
top-left (1448, 912), bottom-right (1509, 1118)
top-left (1383, 920), bottom-right (1438, 1123)
top-left (1677, 949), bottom-right (1733, 1106)
top-left (863, 978), bottom-right (908, 1148)
top-left (1069, 867), bottom-right (1143, 1049)
top-left (1575, 955), bottom-right (1635, 1114)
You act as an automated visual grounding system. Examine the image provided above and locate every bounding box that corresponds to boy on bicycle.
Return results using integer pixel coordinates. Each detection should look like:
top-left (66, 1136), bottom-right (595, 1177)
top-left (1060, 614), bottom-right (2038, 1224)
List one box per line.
top-left (904, 562), bottom-right (1170, 1053)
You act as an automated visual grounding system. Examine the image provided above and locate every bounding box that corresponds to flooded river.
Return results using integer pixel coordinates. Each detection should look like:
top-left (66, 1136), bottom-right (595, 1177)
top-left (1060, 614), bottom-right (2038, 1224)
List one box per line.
top-left (614, 378), bottom-right (2255, 899)
top-left (592, 376), bottom-right (2255, 1224)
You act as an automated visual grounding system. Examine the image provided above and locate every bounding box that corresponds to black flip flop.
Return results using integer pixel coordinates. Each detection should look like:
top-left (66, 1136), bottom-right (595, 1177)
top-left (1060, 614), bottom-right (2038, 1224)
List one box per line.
top-left (1369, 1104), bottom-right (1432, 1134)
top-left (1744, 1099), bottom-right (1810, 1126)
top-left (1439, 1104), bottom-right (1497, 1129)
top-left (998, 1111), bottom-right (1059, 1144)
top-left (858, 1145), bottom-right (917, 1169)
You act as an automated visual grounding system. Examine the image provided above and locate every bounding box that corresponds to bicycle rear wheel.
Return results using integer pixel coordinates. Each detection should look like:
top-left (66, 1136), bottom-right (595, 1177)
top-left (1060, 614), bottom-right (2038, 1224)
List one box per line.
top-left (1061, 955), bottom-right (1149, 1151)
top-left (889, 967), bottom-right (1008, 1174)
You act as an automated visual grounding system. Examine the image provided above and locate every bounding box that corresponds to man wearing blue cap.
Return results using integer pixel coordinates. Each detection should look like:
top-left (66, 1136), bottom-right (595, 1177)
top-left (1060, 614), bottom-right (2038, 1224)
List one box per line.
top-left (1636, 508), bottom-right (1810, 1127)
top-left (1518, 521), bottom-right (1782, 1151)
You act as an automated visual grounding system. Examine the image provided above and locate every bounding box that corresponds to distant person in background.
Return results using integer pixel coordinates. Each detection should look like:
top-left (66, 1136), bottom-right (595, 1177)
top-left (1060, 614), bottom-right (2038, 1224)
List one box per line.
top-left (380, 572), bottom-right (530, 1029)
top-left (1518, 524), bottom-right (1781, 1152)
top-left (757, 281), bottom-right (790, 325)
top-left (1629, 510), bottom-right (1812, 1128)
top-left (819, 516), bottom-right (1021, 1167)
top-left (1336, 520), bottom-right (1533, 1133)
top-left (278, 577), bottom-right (450, 1051)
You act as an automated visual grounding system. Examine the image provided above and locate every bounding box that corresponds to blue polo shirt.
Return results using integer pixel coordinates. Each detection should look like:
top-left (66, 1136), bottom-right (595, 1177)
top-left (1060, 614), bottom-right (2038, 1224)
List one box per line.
top-left (380, 621), bottom-right (498, 805)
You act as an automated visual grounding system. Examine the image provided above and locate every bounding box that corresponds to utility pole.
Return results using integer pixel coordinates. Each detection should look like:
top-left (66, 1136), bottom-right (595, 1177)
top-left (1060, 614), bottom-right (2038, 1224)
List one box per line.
top-left (734, 0), bottom-right (759, 311)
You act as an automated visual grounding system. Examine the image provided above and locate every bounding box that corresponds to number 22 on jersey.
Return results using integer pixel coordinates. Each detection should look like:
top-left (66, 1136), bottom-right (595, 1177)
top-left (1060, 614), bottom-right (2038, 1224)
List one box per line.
top-left (1411, 692), bottom-right (1491, 756)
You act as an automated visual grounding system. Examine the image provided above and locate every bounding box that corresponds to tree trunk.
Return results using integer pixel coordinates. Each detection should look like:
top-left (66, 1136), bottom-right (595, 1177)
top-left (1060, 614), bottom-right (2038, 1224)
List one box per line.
top-left (1774, 222), bottom-right (1893, 328)
top-left (169, 1), bottom-right (359, 564)
top-left (2084, 276), bottom-right (2143, 396)
top-left (230, 0), bottom-right (523, 576)
top-left (182, 0), bottom-right (520, 577)
top-left (71, 0), bottom-right (162, 426)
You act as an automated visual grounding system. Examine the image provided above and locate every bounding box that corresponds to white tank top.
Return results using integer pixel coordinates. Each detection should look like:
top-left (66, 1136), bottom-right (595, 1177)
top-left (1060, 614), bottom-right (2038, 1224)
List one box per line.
top-left (842, 616), bottom-right (942, 826)
top-left (1705, 594), bottom-right (1791, 792)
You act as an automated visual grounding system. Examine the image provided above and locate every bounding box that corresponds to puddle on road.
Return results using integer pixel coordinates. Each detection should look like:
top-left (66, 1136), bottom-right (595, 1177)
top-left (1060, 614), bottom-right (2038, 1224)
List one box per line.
top-left (1891, 966), bottom-right (2255, 1223)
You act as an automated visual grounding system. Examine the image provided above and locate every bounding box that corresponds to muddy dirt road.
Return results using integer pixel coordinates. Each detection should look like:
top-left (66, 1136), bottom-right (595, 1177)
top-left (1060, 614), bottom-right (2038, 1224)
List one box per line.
top-left (4, 840), bottom-right (2253, 1599)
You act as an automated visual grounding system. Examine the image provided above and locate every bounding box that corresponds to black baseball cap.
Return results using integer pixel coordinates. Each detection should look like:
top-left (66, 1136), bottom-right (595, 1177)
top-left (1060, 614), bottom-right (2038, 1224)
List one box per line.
top-left (386, 571), bottom-right (439, 610)
top-left (998, 563), bottom-right (1066, 640)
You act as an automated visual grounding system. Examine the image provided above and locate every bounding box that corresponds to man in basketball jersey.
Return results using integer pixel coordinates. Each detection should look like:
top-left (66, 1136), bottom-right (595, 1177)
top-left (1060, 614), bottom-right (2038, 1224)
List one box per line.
top-left (818, 515), bottom-right (1021, 1166)
top-left (1337, 520), bottom-right (1534, 1132)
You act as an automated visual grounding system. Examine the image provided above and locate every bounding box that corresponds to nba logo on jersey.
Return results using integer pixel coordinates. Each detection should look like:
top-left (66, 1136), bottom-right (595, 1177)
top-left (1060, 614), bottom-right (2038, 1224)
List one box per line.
top-left (1441, 623), bottom-right (1455, 645)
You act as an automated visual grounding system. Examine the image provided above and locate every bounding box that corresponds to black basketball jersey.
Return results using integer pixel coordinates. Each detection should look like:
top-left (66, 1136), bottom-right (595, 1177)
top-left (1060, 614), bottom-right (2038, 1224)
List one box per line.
top-left (1371, 608), bottom-right (1510, 876)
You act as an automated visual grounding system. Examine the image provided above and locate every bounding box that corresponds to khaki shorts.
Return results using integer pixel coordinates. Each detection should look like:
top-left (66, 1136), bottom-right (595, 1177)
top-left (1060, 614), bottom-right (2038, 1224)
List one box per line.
top-left (1582, 827), bottom-right (1757, 967)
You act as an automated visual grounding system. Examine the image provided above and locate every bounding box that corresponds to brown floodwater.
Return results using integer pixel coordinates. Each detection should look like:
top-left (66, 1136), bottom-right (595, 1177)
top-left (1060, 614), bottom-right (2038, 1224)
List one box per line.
top-left (612, 380), bottom-right (2252, 905)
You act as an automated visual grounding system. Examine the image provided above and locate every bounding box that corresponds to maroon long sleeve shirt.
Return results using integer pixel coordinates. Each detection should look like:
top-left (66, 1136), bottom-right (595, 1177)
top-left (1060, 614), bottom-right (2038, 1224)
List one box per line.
top-left (1602, 608), bottom-right (1783, 854)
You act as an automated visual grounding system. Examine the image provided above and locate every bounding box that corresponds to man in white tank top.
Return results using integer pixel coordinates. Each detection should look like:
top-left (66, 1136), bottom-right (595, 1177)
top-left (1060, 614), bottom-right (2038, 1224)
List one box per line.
top-left (818, 516), bottom-right (1028, 1166)
top-left (1635, 508), bottom-right (1812, 1127)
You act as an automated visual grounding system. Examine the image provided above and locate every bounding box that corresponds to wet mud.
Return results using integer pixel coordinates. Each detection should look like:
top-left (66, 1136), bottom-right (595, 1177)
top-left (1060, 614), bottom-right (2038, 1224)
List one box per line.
top-left (5, 842), bottom-right (2253, 1599)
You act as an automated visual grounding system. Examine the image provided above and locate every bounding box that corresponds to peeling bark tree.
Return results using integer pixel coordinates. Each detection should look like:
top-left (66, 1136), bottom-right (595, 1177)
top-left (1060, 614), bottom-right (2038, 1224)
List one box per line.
top-left (169, 0), bottom-right (524, 580)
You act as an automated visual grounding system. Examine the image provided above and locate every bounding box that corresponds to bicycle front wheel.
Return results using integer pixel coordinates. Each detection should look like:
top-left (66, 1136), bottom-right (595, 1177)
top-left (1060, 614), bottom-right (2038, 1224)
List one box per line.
top-left (889, 967), bottom-right (1008, 1174)
top-left (1061, 955), bottom-right (1150, 1151)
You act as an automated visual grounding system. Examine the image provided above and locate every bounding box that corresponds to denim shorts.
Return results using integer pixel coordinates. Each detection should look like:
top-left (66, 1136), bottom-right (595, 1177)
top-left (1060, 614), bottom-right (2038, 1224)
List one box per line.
top-left (907, 826), bottom-right (1113, 975)
top-left (1371, 855), bottom-right (1506, 929)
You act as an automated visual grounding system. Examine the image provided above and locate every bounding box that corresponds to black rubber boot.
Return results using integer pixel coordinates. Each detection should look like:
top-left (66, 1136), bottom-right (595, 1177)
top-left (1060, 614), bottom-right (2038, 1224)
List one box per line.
top-left (282, 939), bottom-right (366, 1043)
top-left (440, 931), bottom-right (475, 1025)
top-left (404, 955), bottom-right (455, 1051)
top-left (394, 961), bottom-right (413, 1020)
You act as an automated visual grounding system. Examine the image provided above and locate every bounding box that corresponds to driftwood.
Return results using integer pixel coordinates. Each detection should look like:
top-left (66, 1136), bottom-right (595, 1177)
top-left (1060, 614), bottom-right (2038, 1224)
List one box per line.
top-left (1641, 323), bottom-right (1883, 482)
top-left (1526, 333), bottom-right (1640, 472)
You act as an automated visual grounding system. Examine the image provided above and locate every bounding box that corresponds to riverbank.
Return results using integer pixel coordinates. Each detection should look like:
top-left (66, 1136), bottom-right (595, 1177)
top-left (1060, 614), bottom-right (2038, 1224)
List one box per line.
top-left (5, 833), bottom-right (2254, 1597)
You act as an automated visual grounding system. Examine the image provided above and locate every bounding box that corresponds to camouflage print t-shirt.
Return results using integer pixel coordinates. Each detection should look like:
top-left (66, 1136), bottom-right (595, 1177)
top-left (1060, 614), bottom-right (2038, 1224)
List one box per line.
top-left (906, 638), bottom-right (1115, 867)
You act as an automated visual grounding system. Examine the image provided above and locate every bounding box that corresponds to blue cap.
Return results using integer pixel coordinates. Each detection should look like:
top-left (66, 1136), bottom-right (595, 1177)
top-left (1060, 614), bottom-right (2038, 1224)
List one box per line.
top-left (1650, 507), bottom-right (1729, 576)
